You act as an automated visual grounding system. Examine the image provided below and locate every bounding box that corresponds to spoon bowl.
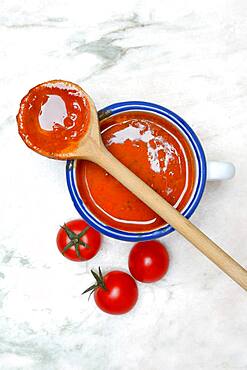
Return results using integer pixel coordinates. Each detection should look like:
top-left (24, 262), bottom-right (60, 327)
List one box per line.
top-left (17, 80), bottom-right (100, 160)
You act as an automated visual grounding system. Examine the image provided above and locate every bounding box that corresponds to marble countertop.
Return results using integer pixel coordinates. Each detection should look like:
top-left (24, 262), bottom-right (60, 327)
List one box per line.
top-left (1, 0), bottom-right (247, 369)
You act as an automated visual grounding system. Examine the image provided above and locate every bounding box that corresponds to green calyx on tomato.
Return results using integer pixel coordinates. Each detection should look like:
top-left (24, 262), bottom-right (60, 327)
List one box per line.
top-left (61, 223), bottom-right (90, 260)
top-left (82, 267), bottom-right (107, 299)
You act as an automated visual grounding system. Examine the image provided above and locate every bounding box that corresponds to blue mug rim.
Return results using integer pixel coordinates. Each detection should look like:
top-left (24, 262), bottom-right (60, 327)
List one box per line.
top-left (66, 101), bottom-right (207, 241)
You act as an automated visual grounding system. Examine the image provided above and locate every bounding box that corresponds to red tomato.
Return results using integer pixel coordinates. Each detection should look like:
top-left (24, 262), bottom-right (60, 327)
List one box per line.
top-left (83, 268), bottom-right (138, 315)
top-left (56, 220), bottom-right (101, 261)
top-left (128, 240), bottom-right (169, 283)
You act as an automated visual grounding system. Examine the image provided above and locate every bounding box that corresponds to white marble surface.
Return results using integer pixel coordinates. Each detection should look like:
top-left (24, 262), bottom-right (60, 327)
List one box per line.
top-left (1, 1), bottom-right (247, 369)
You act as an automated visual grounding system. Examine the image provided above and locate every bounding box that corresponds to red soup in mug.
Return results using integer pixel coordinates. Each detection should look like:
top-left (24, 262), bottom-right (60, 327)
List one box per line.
top-left (75, 111), bottom-right (196, 233)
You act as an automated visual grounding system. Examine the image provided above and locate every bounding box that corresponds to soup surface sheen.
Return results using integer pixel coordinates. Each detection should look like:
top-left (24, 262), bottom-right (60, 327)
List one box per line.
top-left (76, 111), bottom-right (195, 232)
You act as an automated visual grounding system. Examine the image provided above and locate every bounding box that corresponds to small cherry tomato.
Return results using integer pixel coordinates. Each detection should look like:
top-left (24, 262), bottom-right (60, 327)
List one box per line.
top-left (128, 240), bottom-right (169, 283)
top-left (83, 268), bottom-right (138, 315)
top-left (56, 220), bottom-right (101, 261)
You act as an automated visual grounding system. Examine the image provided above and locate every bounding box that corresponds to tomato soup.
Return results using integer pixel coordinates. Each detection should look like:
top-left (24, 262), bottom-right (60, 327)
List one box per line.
top-left (17, 80), bottom-right (90, 157)
top-left (76, 111), bottom-right (195, 232)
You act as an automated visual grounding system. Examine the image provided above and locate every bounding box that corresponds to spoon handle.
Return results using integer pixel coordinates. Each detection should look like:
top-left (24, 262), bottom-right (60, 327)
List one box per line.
top-left (93, 146), bottom-right (247, 291)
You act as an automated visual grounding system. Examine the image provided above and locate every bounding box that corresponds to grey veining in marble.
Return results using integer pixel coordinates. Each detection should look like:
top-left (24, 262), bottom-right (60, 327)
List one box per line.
top-left (0, 0), bottom-right (247, 369)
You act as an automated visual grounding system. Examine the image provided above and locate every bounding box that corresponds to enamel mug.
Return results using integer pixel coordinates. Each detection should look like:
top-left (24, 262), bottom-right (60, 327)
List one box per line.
top-left (66, 101), bottom-right (235, 241)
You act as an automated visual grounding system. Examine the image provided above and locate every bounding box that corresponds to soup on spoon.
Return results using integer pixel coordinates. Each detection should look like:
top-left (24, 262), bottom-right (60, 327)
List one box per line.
top-left (17, 80), bottom-right (91, 158)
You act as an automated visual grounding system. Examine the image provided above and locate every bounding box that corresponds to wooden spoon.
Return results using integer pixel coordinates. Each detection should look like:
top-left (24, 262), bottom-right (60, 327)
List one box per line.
top-left (17, 81), bottom-right (247, 291)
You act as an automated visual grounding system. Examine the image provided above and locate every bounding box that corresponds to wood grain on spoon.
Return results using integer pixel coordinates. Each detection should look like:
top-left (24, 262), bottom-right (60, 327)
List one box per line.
top-left (17, 80), bottom-right (247, 291)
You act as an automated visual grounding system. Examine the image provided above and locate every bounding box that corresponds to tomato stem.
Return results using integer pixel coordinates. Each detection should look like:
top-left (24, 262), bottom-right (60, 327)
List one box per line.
top-left (61, 223), bottom-right (91, 259)
top-left (82, 267), bottom-right (107, 299)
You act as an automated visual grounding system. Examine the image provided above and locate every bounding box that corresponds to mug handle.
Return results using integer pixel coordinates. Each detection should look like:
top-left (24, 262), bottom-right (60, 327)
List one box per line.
top-left (207, 160), bottom-right (235, 181)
